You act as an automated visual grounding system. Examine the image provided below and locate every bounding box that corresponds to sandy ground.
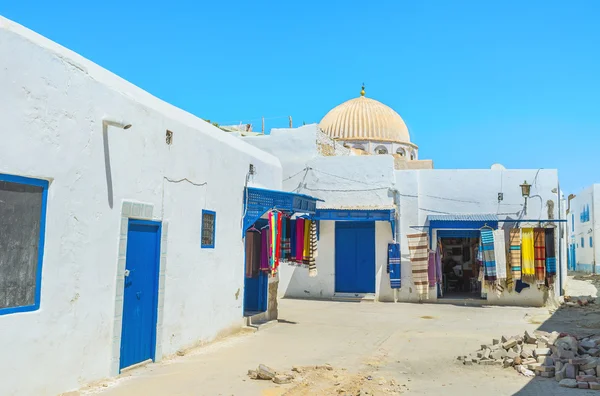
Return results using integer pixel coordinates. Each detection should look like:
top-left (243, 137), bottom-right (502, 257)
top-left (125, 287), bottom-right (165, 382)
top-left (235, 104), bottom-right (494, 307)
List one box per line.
top-left (76, 289), bottom-right (600, 396)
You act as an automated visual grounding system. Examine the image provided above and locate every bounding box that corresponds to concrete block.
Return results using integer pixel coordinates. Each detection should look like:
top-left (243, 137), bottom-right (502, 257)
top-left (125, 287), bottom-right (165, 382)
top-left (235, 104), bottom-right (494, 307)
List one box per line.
top-left (522, 358), bottom-right (537, 365)
top-left (506, 350), bottom-right (519, 359)
top-left (504, 358), bottom-right (514, 368)
top-left (590, 382), bottom-right (600, 390)
top-left (503, 339), bottom-right (518, 350)
top-left (581, 340), bottom-right (596, 349)
top-left (541, 372), bottom-right (554, 378)
top-left (524, 331), bottom-right (537, 344)
top-left (566, 363), bottom-right (577, 379)
top-left (581, 359), bottom-right (598, 371)
top-left (537, 341), bottom-right (549, 348)
top-left (569, 358), bottom-right (588, 365)
top-left (480, 359), bottom-right (494, 365)
top-left (556, 368), bottom-right (567, 381)
top-left (578, 382), bottom-right (590, 389)
top-left (535, 348), bottom-right (551, 357)
top-left (501, 335), bottom-right (509, 343)
top-left (576, 375), bottom-right (597, 382)
top-left (555, 361), bottom-right (563, 371)
top-left (493, 339), bottom-right (500, 345)
top-left (596, 365), bottom-right (600, 377)
top-left (588, 348), bottom-right (600, 357)
top-left (559, 379), bottom-right (578, 388)
top-left (471, 357), bottom-right (481, 364)
top-left (585, 369), bottom-right (597, 376)
top-left (464, 360), bottom-right (473, 366)
top-left (548, 332), bottom-right (560, 346)
top-left (535, 365), bottom-right (555, 373)
top-left (491, 349), bottom-right (507, 360)
top-left (521, 350), bottom-right (533, 359)
top-left (483, 349), bottom-right (491, 359)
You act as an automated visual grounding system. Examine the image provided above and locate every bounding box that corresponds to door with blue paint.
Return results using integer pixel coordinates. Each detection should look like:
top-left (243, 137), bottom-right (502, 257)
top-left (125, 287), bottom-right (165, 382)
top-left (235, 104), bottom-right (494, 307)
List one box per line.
top-left (120, 220), bottom-right (161, 371)
top-left (335, 222), bottom-right (376, 293)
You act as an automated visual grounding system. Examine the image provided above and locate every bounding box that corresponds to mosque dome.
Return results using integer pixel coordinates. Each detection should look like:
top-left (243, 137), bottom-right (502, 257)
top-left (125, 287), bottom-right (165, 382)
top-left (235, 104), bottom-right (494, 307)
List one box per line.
top-left (319, 86), bottom-right (410, 143)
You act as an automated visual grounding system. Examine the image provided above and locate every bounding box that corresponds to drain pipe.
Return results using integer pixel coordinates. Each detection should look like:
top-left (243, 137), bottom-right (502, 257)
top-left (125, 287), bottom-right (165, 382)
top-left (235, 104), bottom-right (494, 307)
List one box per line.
top-left (390, 188), bottom-right (402, 303)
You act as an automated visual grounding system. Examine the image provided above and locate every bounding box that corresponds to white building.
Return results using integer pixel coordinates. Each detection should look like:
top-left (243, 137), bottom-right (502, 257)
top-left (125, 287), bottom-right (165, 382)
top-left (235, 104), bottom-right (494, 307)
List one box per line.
top-left (242, 96), bottom-right (567, 307)
top-left (567, 185), bottom-right (600, 273)
top-left (0, 17), bottom-right (325, 396)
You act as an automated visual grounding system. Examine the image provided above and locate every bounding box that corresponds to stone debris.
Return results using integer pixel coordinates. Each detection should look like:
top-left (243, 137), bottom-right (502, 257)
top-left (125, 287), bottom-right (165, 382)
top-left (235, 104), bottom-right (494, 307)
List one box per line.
top-left (459, 330), bottom-right (600, 391)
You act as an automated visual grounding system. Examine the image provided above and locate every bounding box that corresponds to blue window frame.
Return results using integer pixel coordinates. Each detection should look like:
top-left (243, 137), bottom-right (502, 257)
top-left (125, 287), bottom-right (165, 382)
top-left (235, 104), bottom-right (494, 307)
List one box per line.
top-left (201, 210), bottom-right (216, 248)
top-left (0, 173), bottom-right (49, 315)
top-left (582, 237), bottom-right (585, 248)
top-left (590, 237), bottom-right (593, 248)
top-left (572, 214), bottom-right (574, 231)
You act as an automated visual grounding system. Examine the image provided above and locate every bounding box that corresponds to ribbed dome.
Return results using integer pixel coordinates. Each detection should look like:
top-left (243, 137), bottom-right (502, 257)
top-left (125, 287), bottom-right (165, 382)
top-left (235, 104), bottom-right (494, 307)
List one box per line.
top-left (319, 96), bottom-right (410, 143)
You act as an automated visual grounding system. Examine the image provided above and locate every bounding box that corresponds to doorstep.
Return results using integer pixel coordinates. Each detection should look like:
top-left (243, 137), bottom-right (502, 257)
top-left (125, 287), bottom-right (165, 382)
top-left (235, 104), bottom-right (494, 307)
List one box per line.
top-left (332, 293), bottom-right (376, 303)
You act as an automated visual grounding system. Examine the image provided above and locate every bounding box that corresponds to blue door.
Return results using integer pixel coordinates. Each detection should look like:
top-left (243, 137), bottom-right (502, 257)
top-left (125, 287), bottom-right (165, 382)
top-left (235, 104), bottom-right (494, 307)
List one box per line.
top-left (120, 220), bottom-right (161, 371)
top-left (244, 271), bottom-right (268, 314)
top-left (335, 222), bottom-right (376, 293)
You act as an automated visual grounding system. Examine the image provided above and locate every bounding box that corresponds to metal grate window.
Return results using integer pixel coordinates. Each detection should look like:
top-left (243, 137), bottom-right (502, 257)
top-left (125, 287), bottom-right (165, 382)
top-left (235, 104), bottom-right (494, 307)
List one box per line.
top-left (0, 174), bottom-right (48, 315)
top-left (201, 210), bottom-right (216, 248)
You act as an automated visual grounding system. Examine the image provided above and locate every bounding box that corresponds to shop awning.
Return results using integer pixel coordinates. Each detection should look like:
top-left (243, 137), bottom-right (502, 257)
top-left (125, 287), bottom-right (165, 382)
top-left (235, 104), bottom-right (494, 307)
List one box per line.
top-left (242, 187), bottom-right (323, 234)
top-left (425, 214), bottom-right (499, 240)
top-left (312, 208), bottom-right (396, 236)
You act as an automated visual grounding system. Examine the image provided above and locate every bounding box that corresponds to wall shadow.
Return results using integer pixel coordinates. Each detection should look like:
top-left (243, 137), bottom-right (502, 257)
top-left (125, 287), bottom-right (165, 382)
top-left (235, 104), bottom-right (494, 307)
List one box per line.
top-left (102, 124), bottom-right (114, 209)
top-left (512, 275), bottom-right (600, 395)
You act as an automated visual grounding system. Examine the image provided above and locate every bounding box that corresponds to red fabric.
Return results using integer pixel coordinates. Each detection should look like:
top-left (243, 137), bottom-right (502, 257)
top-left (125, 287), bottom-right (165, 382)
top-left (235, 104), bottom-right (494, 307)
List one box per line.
top-left (275, 212), bottom-right (282, 270)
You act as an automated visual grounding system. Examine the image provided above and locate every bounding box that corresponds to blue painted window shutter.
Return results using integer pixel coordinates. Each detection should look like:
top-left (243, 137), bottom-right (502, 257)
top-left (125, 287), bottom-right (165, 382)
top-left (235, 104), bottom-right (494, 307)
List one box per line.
top-left (201, 210), bottom-right (216, 248)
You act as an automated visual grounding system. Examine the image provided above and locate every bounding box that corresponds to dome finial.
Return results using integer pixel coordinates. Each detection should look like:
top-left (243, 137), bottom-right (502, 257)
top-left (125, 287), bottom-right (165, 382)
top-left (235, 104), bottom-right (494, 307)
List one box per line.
top-left (360, 83), bottom-right (365, 97)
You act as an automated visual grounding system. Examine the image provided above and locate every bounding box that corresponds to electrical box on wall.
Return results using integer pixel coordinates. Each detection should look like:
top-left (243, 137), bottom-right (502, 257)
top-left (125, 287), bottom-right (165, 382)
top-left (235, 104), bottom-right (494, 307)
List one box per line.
top-left (498, 193), bottom-right (504, 201)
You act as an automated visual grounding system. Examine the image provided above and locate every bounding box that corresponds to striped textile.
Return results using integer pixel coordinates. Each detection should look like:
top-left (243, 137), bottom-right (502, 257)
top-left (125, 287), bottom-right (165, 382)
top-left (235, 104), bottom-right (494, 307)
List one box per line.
top-left (295, 218), bottom-right (305, 266)
top-left (308, 220), bottom-right (318, 277)
top-left (493, 229), bottom-right (507, 281)
top-left (290, 218), bottom-right (296, 262)
top-left (427, 251), bottom-right (436, 288)
top-left (275, 212), bottom-right (282, 270)
top-left (521, 228), bottom-right (535, 280)
top-left (545, 228), bottom-right (556, 281)
top-left (408, 233), bottom-right (429, 298)
top-left (534, 228), bottom-right (546, 285)
top-left (509, 229), bottom-right (522, 281)
top-left (388, 243), bottom-right (401, 289)
top-left (280, 216), bottom-right (291, 261)
top-left (481, 230), bottom-right (497, 283)
top-left (302, 219), bottom-right (310, 265)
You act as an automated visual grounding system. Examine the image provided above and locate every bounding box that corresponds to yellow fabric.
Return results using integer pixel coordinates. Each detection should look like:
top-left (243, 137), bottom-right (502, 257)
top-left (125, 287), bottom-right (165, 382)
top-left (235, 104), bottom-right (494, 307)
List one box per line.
top-left (521, 228), bottom-right (535, 277)
top-left (303, 220), bottom-right (311, 261)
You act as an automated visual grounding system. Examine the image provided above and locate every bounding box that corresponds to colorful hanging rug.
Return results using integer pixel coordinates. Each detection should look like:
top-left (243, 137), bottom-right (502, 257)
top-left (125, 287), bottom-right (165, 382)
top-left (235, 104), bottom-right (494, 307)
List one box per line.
top-left (534, 228), bottom-right (546, 285)
top-left (481, 229), bottom-right (497, 284)
top-left (521, 228), bottom-right (535, 281)
top-left (408, 233), bottom-right (429, 299)
top-left (509, 229), bottom-right (522, 281)
top-left (545, 228), bottom-right (556, 283)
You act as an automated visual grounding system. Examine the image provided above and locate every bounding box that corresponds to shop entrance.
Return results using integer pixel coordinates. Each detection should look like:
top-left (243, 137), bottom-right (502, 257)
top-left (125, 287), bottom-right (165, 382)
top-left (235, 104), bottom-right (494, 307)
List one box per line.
top-left (436, 230), bottom-right (484, 300)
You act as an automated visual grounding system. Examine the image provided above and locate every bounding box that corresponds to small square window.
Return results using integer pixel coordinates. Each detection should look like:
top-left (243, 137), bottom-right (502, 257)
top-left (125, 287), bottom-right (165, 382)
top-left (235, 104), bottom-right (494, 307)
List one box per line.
top-left (201, 210), bottom-right (216, 248)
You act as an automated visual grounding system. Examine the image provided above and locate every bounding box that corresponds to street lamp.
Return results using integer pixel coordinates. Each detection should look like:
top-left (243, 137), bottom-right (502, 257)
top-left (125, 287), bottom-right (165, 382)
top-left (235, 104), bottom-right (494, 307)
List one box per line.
top-left (520, 180), bottom-right (531, 198)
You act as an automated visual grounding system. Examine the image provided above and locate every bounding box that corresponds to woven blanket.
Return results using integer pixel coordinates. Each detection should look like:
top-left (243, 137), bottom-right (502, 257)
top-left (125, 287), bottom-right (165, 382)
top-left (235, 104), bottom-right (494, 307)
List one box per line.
top-left (481, 229), bottom-right (497, 283)
top-left (308, 220), bottom-right (318, 277)
top-left (388, 243), bottom-right (401, 289)
top-left (509, 229), bottom-right (522, 281)
top-left (295, 218), bottom-right (305, 266)
top-left (534, 228), bottom-right (546, 285)
top-left (303, 219), bottom-right (310, 265)
top-left (260, 228), bottom-right (270, 272)
top-left (290, 218), bottom-right (296, 262)
top-left (281, 216), bottom-right (291, 261)
top-left (545, 228), bottom-right (556, 283)
top-left (521, 228), bottom-right (535, 280)
top-left (408, 233), bottom-right (429, 298)
top-left (493, 229), bottom-right (507, 281)
top-left (435, 244), bottom-right (443, 285)
top-left (427, 251), bottom-right (436, 287)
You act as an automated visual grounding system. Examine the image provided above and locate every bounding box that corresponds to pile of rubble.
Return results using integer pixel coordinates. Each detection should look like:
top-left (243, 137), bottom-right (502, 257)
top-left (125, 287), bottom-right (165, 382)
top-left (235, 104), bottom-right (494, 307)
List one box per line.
top-left (458, 330), bottom-right (600, 390)
top-left (247, 363), bottom-right (333, 385)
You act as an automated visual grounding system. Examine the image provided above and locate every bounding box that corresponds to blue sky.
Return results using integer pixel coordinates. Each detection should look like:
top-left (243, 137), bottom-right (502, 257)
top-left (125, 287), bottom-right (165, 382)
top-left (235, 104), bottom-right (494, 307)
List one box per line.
top-left (2, 1), bottom-right (599, 193)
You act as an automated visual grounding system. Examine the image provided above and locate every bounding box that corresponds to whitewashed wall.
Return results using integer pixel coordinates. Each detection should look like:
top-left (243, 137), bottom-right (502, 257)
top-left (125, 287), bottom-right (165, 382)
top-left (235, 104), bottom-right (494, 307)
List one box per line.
top-left (0, 17), bottom-right (281, 396)
top-left (278, 221), bottom-right (394, 300)
top-left (569, 184), bottom-right (600, 272)
top-left (396, 169), bottom-right (563, 305)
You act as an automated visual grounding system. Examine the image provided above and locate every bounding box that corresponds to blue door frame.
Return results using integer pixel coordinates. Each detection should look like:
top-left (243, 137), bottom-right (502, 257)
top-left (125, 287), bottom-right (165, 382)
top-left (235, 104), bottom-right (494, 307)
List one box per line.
top-left (335, 221), bottom-right (376, 293)
top-left (120, 219), bottom-right (161, 371)
top-left (244, 219), bottom-right (268, 314)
